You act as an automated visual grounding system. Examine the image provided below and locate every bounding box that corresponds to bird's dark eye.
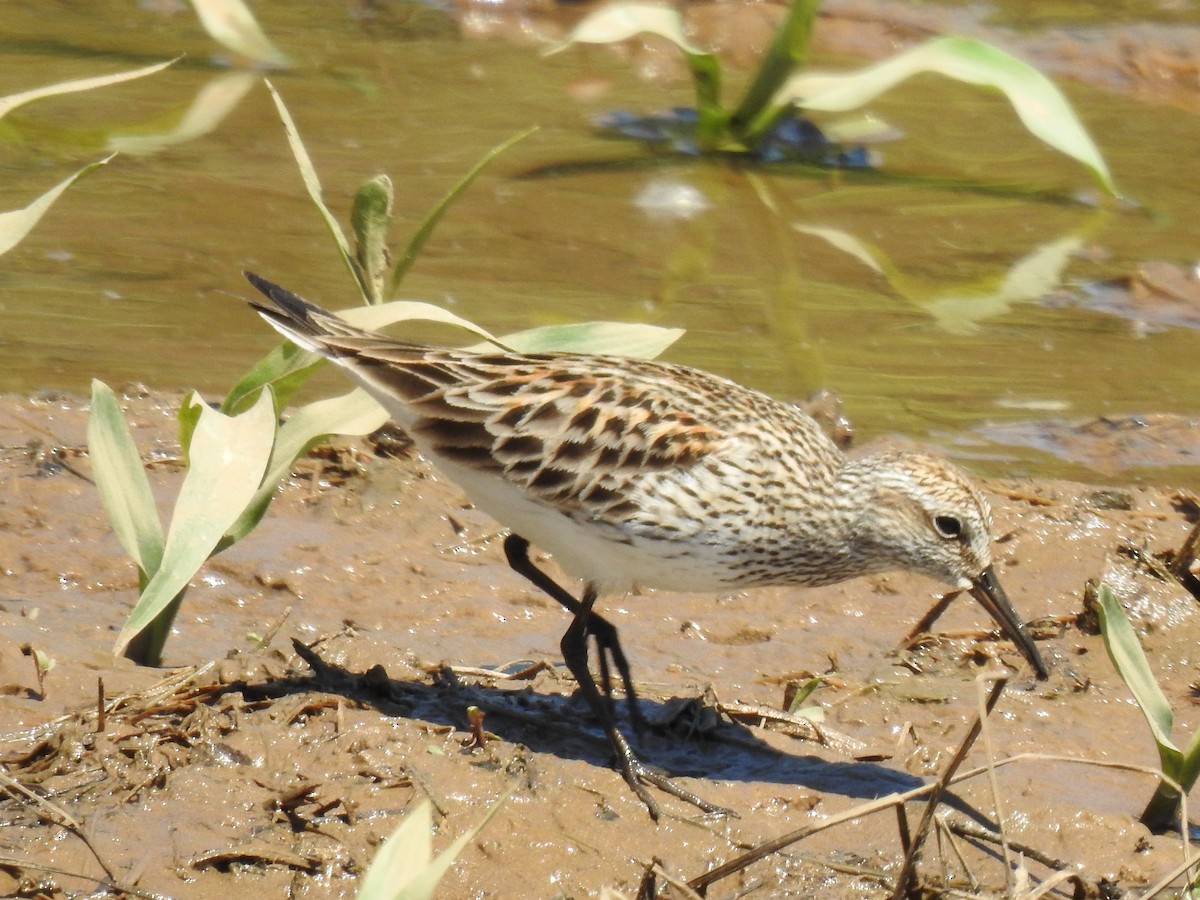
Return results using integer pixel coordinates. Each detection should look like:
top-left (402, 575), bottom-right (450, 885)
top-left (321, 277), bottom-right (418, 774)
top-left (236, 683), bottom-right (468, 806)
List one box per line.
top-left (934, 515), bottom-right (962, 539)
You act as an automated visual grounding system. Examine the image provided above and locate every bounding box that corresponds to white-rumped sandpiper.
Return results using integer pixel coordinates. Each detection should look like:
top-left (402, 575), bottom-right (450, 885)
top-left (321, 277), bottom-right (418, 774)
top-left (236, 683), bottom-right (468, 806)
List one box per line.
top-left (244, 272), bottom-right (1048, 819)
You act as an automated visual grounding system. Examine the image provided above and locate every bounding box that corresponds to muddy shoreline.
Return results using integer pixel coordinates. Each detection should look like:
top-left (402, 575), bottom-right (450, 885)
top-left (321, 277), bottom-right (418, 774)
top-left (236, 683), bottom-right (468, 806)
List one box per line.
top-left (2, 388), bottom-right (1199, 897)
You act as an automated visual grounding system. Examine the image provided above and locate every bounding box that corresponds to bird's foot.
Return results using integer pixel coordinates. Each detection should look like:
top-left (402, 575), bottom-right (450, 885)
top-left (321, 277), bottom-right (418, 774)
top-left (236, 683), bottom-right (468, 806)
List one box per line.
top-left (610, 731), bottom-right (734, 821)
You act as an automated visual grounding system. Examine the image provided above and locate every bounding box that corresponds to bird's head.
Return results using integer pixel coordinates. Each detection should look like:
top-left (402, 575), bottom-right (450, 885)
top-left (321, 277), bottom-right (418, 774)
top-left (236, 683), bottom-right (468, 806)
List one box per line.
top-left (848, 451), bottom-right (1048, 679)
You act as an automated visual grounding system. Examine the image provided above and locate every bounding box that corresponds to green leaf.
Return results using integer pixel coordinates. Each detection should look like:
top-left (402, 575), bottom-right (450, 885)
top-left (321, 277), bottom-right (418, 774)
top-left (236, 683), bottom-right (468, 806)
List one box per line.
top-left (0, 156), bottom-right (116, 257)
top-left (778, 36), bottom-right (1114, 193)
top-left (545, 2), bottom-right (708, 56)
top-left (224, 387), bottom-right (388, 545)
top-left (339, 300), bottom-right (509, 347)
top-left (0, 59), bottom-right (177, 122)
top-left (221, 339), bottom-right (323, 415)
top-left (357, 801), bottom-right (433, 900)
top-left (546, 4), bottom-right (726, 147)
top-left (467, 320), bottom-right (684, 358)
top-left (1095, 583), bottom-right (1181, 773)
top-left (352, 175), bottom-right (394, 304)
top-left (87, 380), bottom-right (165, 579)
top-left (188, 0), bottom-right (290, 68)
top-left (113, 389), bottom-right (277, 658)
top-left (785, 675), bottom-right (825, 715)
top-left (731, 0), bottom-right (820, 141)
top-left (356, 794), bottom-right (509, 900)
top-left (386, 127), bottom-right (539, 297)
top-left (177, 388), bottom-right (205, 459)
top-left (264, 80), bottom-right (367, 300)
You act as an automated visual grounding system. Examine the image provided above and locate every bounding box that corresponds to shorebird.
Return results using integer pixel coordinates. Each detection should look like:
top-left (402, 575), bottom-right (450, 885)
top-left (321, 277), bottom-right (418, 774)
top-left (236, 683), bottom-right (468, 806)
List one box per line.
top-left (243, 272), bottom-right (1048, 819)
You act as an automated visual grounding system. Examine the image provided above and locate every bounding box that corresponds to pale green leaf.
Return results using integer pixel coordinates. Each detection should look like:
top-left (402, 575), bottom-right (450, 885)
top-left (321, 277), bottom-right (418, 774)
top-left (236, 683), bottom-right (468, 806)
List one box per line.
top-left (340, 300), bottom-right (507, 348)
top-left (113, 390), bottom-right (276, 656)
top-left (224, 387), bottom-right (388, 544)
top-left (87, 380), bottom-right (165, 578)
top-left (108, 71), bottom-right (257, 156)
top-left (818, 112), bottom-right (901, 144)
top-left (0, 156), bottom-right (115, 257)
top-left (188, 0), bottom-right (290, 67)
top-left (0, 59), bottom-right (177, 122)
top-left (357, 794), bottom-right (509, 900)
top-left (396, 793), bottom-right (508, 899)
top-left (1095, 583), bottom-right (1182, 773)
top-left (352, 175), bottom-right (394, 304)
top-left (387, 127), bottom-right (539, 297)
top-left (1178, 721), bottom-right (1200, 798)
top-left (467, 321), bottom-right (684, 358)
top-left (545, 2), bottom-right (706, 56)
top-left (356, 801), bottom-right (433, 900)
top-left (264, 80), bottom-right (364, 299)
top-left (780, 36), bottom-right (1114, 194)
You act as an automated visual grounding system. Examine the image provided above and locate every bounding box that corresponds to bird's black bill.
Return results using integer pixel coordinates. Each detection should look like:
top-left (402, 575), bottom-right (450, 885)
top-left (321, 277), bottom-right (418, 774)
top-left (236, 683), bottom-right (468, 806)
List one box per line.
top-left (968, 565), bottom-right (1049, 680)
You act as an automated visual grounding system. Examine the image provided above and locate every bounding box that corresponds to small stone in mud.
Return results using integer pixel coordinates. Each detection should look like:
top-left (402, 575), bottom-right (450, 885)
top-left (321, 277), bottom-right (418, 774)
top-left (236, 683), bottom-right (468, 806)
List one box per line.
top-left (1087, 489), bottom-right (1135, 511)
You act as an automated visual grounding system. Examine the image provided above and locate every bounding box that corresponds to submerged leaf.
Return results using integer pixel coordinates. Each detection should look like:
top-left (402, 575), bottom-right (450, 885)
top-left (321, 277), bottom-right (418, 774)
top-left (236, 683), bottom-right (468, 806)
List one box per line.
top-left (779, 36), bottom-right (1114, 193)
top-left (387, 127), bottom-right (538, 297)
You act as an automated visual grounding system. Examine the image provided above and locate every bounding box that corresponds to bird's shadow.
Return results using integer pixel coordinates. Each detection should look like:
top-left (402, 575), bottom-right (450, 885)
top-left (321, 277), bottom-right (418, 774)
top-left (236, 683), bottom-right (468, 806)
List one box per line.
top-left (217, 638), bottom-right (1004, 829)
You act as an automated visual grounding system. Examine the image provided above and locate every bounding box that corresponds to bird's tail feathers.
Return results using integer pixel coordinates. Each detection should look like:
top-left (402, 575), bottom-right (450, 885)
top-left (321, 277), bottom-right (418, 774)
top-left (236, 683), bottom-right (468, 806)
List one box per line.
top-left (243, 271), bottom-right (372, 353)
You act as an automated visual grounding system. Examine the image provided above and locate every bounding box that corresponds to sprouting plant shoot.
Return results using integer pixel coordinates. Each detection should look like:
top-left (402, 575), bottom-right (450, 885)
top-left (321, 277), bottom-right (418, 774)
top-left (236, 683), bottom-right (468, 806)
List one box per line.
top-left (1095, 582), bottom-right (1200, 830)
top-left (548, 0), bottom-right (1114, 193)
top-left (90, 82), bottom-right (686, 666)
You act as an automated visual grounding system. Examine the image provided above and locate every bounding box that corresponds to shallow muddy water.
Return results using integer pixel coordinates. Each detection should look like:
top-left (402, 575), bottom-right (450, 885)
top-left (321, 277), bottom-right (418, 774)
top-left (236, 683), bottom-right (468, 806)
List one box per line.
top-left (1, 0), bottom-right (1199, 485)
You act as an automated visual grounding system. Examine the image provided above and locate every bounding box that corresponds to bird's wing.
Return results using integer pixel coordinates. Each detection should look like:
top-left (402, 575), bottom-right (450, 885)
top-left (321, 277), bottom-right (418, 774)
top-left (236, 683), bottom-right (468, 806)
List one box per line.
top-left (355, 345), bottom-right (730, 518)
top-left (244, 272), bottom-right (732, 519)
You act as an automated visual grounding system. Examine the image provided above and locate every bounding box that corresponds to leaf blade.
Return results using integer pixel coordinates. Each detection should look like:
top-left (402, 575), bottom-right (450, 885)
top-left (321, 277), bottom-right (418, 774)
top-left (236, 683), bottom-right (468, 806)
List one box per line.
top-left (113, 389), bottom-right (277, 657)
top-left (780, 36), bottom-right (1114, 193)
top-left (0, 156), bottom-right (116, 257)
top-left (1095, 583), bottom-right (1181, 773)
top-left (87, 380), bottom-right (166, 578)
top-left (0, 59), bottom-right (177, 122)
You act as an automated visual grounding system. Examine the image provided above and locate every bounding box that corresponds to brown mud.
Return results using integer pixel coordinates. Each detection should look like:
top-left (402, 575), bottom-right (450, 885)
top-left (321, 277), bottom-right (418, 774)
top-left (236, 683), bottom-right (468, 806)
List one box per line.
top-left (2, 388), bottom-right (1199, 898)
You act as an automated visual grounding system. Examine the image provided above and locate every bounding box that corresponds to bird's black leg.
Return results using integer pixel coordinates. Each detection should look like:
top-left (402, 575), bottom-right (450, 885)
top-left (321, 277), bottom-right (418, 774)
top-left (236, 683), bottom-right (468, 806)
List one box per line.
top-left (561, 584), bottom-right (730, 821)
top-left (503, 534), bottom-right (644, 731)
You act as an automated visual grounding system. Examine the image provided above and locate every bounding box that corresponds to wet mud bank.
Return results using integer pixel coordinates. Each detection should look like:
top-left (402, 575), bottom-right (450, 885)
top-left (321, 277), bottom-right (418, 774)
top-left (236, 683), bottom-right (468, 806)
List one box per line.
top-left (2, 390), bottom-right (1199, 897)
